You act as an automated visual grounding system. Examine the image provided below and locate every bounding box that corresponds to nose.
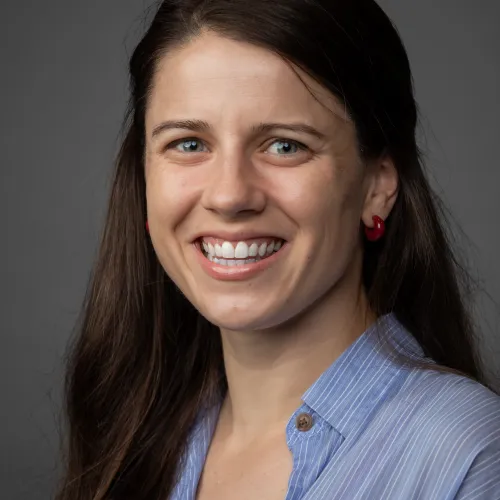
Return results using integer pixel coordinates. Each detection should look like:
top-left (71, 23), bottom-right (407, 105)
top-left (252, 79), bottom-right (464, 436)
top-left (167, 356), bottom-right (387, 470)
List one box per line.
top-left (200, 153), bottom-right (266, 219)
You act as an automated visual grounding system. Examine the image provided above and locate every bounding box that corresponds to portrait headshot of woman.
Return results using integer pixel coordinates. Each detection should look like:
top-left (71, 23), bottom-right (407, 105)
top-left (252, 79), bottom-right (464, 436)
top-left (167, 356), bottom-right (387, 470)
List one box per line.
top-left (3, 0), bottom-right (499, 499)
top-left (54, 0), bottom-right (500, 499)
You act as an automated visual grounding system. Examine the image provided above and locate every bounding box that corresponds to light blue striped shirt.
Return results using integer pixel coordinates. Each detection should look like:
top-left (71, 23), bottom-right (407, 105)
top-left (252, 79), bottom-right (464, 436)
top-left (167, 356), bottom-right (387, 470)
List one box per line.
top-left (171, 313), bottom-right (500, 499)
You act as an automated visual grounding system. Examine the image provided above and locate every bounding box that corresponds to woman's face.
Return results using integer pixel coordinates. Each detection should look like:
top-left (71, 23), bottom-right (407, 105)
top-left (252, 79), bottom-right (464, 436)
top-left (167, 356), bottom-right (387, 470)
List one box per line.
top-left (144, 32), bottom-right (378, 331)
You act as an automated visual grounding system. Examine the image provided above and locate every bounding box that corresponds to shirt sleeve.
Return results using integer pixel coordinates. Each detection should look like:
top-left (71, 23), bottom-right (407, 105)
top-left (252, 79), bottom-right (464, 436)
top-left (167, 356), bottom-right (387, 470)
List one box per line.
top-left (454, 437), bottom-right (500, 500)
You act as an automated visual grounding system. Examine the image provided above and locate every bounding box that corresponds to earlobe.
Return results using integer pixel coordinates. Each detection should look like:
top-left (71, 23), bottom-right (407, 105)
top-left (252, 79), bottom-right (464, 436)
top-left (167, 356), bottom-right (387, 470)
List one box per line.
top-left (364, 215), bottom-right (386, 241)
top-left (361, 156), bottom-right (399, 226)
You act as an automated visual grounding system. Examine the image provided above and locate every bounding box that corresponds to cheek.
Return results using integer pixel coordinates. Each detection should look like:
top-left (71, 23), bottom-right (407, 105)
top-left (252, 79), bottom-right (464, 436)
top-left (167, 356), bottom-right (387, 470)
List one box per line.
top-left (145, 162), bottom-right (198, 230)
top-left (276, 163), bottom-right (364, 262)
top-left (272, 164), bottom-right (342, 226)
top-left (145, 163), bottom-right (200, 287)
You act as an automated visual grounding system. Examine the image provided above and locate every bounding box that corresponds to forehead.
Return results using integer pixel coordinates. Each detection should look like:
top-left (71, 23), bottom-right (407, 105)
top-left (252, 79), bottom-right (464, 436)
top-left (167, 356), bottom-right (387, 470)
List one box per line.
top-left (146, 32), bottom-right (348, 130)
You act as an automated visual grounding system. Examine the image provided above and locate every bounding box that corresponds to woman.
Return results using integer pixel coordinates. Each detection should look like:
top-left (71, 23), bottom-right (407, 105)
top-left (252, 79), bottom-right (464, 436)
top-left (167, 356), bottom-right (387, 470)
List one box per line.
top-left (56, 0), bottom-right (500, 499)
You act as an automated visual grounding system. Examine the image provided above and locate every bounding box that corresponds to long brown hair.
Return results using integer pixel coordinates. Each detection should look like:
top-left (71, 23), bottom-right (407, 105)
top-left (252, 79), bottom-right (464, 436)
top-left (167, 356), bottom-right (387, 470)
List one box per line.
top-left (56, 1), bottom-right (498, 498)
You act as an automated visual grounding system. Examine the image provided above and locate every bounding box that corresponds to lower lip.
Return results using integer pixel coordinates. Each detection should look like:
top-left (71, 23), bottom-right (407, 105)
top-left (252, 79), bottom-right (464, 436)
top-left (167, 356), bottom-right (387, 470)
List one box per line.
top-left (193, 242), bottom-right (289, 281)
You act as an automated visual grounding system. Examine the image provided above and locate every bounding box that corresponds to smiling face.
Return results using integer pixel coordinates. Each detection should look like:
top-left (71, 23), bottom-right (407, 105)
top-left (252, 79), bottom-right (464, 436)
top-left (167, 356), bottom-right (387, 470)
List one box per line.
top-left (144, 32), bottom-right (379, 331)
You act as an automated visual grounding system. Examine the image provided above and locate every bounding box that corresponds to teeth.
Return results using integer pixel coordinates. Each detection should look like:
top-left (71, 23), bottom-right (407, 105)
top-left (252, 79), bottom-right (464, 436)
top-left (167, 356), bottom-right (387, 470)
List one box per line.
top-left (213, 257), bottom-right (258, 266)
top-left (201, 238), bottom-right (284, 262)
top-left (221, 241), bottom-right (235, 259)
top-left (212, 258), bottom-right (228, 265)
top-left (235, 242), bottom-right (249, 259)
top-left (249, 243), bottom-right (258, 257)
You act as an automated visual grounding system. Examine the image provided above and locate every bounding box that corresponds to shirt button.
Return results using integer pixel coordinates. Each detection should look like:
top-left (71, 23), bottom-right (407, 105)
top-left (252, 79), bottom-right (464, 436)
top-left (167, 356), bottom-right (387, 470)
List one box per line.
top-left (296, 412), bottom-right (314, 432)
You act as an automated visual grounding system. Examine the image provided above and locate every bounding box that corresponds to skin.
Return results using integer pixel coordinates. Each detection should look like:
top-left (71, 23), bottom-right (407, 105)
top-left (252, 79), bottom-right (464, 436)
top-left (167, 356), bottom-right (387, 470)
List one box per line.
top-left (144, 31), bottom-right (399, 497)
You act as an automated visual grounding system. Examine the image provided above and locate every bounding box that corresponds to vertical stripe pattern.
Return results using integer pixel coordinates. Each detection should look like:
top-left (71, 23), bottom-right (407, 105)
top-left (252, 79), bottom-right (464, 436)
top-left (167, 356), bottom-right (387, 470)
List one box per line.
top-left (170, 313), bottom-right (500, 499)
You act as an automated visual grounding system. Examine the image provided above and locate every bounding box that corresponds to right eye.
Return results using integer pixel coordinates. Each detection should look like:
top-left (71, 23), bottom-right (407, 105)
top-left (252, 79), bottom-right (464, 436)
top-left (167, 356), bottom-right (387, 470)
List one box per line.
top-left (167, 138), bottom-right (209, 153)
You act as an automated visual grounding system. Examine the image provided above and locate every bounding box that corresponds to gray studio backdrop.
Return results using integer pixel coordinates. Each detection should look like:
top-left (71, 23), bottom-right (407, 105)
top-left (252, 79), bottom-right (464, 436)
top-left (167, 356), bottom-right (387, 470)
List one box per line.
top-left (1, 1), bottom-right (499, 498)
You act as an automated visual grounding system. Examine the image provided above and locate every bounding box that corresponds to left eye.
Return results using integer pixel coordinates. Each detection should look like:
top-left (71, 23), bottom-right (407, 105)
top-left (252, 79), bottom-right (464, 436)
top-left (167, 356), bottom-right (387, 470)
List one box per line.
top-left (267, 140), bottom-right (305, 155)
top-left (172, 139), bottom-right (208, 153)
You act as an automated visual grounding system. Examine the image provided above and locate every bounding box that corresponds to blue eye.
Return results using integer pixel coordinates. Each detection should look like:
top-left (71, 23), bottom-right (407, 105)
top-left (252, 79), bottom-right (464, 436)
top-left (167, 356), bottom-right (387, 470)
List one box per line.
top-left (267, 140), bottom-right (304, 155)
top-left (172, 139), bottom-right (207, 153)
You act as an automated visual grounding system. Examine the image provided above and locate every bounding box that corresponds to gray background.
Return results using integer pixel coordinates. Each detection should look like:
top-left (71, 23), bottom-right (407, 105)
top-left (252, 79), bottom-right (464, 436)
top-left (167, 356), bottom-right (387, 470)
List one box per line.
top-left (1, 1), bottom-right (499, 498)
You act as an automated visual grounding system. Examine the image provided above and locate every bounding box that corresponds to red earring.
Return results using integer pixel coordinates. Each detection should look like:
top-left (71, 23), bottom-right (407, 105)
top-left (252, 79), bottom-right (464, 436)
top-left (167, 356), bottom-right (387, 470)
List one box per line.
top-left (145, 220), bottom-right (149, 233)
top-left (365, 215), bottom-right (385, 241)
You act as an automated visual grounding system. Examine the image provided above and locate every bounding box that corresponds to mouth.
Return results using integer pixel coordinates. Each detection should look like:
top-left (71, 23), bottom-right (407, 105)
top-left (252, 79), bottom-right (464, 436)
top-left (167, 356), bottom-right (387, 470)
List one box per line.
top-left (196, 236), bottom-right (286, 267)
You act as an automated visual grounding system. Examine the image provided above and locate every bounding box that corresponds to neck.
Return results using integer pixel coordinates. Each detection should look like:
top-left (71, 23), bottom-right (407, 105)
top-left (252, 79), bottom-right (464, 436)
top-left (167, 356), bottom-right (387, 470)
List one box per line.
top-left (217, 263), bottom-right (376, 445)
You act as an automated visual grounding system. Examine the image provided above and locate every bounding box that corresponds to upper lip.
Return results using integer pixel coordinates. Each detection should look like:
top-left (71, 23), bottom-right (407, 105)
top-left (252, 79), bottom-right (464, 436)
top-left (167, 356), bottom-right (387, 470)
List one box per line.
top-left (191, 230), bottom-right (286, 243)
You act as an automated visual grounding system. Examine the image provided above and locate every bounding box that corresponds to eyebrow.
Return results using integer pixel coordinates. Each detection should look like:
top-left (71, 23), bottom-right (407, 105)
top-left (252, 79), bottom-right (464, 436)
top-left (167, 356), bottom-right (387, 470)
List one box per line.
top-left (252, 122), bottom-right (326, 141)
top-left (151, 119), bottom-right (327, 141)
top-left (152, 119), bottom-right (211, 138)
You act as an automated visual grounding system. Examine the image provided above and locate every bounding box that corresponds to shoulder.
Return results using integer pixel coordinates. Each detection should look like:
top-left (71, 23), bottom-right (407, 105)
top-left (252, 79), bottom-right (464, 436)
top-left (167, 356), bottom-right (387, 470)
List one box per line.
top-left (398, 368), bottom-right (500, 445)
top-left (391, 369), bottom-right (500, 497)
top-left (354, 368), bottom-right (500, 498)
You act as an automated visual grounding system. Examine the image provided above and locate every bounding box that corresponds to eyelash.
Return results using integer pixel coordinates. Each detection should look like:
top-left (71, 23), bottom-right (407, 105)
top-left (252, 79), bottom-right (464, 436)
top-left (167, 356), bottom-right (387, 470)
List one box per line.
top-left (164, 137), bottom-right (310, 155)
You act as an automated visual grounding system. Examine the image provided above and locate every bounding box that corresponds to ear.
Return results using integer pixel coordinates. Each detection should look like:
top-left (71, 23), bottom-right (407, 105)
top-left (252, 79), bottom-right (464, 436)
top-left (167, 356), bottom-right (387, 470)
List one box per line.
top-left (361, 155), bottom-right (399, 227)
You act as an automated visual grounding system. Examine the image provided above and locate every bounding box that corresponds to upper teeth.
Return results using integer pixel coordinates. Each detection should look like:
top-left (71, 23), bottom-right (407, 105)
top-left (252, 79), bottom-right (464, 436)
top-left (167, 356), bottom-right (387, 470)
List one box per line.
top-left (202, 239), bottom-right (282, 259)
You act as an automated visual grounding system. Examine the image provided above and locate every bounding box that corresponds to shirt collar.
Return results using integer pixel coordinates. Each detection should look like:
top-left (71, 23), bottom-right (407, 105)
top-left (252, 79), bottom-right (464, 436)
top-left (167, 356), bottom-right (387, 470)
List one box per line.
top-left (301, 312), bottom-right (427, 438)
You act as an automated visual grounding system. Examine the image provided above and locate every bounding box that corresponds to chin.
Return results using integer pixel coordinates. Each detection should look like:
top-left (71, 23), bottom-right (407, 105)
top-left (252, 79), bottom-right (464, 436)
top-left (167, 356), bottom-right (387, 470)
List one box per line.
top-left (197, 295), bottom-right (285, 332)
top-left (202, 309), bottom-right (274, 332)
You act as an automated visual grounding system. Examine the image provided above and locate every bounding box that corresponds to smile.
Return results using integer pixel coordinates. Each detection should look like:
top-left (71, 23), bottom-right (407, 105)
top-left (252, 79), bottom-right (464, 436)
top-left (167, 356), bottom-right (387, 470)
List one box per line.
top-left (200, 237), bottom-right (284, 266)
top-left (194, 236), bottom-right (288, 281)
